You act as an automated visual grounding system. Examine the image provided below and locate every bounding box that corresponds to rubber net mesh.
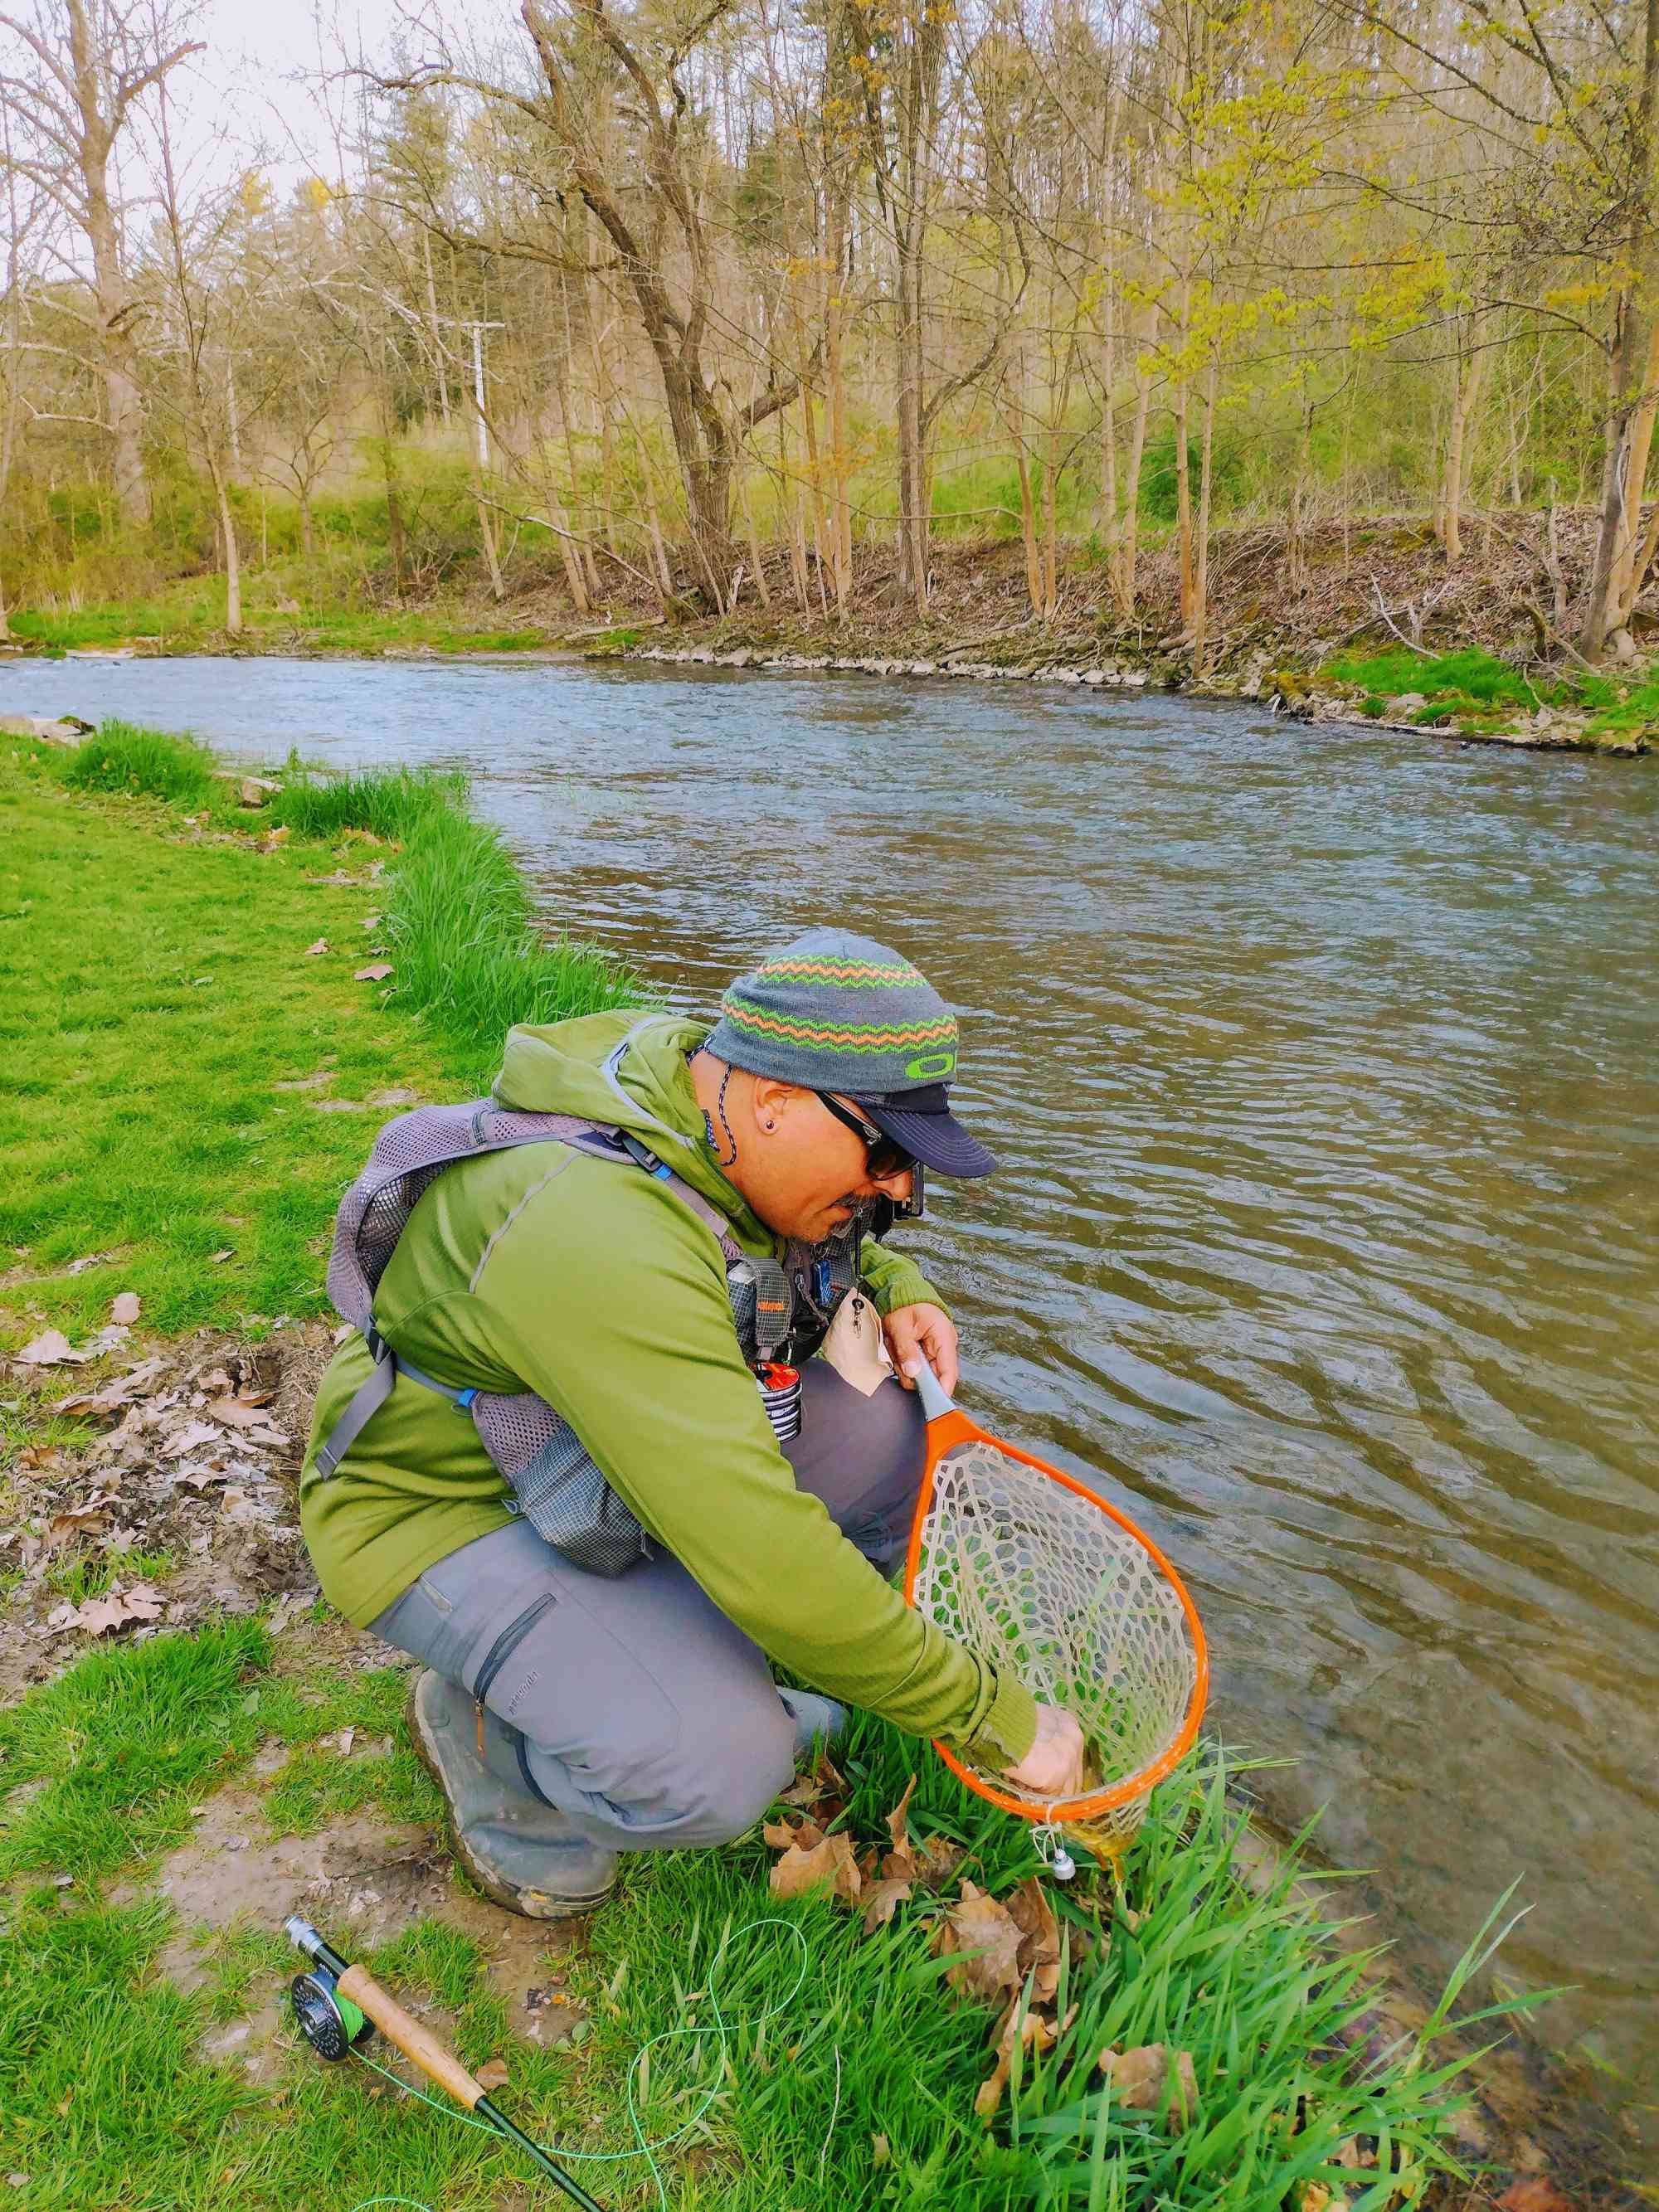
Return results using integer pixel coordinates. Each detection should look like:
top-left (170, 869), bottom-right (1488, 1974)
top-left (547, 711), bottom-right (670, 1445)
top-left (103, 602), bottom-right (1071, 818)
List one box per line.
top-left (912, 1439), bottom-right (1199, 1852)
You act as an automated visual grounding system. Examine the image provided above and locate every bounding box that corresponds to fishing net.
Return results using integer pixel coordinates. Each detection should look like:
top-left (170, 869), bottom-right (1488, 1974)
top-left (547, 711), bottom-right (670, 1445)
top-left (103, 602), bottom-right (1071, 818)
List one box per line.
top-left (909, 1437), bottom-right (1204, 1861)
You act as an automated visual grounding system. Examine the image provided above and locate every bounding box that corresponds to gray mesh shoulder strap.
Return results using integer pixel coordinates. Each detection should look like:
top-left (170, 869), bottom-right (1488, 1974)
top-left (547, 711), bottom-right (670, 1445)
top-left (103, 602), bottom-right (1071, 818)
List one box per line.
top-left (314, 1100), bottom-right (759, 1486)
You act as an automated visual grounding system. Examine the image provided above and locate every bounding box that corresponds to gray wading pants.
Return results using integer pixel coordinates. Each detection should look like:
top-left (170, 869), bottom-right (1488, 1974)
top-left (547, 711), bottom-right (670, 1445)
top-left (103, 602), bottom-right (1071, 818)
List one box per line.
top-left (371, 1359), bottom-right (927, 1854)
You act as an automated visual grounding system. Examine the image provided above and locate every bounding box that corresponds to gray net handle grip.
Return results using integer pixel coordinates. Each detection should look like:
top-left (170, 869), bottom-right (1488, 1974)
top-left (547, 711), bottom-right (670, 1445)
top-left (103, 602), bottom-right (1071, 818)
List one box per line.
top-left (912, 1356), bottom-right (957, 1422)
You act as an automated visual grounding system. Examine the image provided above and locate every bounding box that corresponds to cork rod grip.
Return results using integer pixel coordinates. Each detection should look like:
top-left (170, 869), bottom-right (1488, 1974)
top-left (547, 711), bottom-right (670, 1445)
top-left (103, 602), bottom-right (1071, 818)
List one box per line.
top-left (336, 1963), bottom-right (487, 2109)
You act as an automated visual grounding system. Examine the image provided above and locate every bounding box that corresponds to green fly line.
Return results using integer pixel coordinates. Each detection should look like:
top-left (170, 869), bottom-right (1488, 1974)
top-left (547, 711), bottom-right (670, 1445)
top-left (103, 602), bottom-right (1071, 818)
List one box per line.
top-left (345, 1916), bottom-right (820, 2212)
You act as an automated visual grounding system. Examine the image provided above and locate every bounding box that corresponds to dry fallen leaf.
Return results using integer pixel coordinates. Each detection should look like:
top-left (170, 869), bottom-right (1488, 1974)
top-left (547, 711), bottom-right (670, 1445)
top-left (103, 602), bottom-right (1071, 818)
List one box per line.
top-left (57, 1355), bottom-right (170, 1416)
top-left (74, 1583), bottom-right (166, 1636)
top-left (769, 1829), bottom-right (861, 1905)
top-left (354, 962), bottom-right (394, 982)
top-left (869, 2133), bottom-right (890, 2169)
top-left (163, 1420), bottom-right (223, 1459)
top-left (205, 1397), bottom-right (265, 1430)
top-left (975, 1997), bottom-right (1076, 2121)
top-left (1097, 2044), bottom-right (1199, 2131)
top-left (933, 1883), bottom-right (1025, 2006)
top-left (210, 1249), bottom-right (234, 1265)
top-left (109, 1291), bottom-right (141, 1325)
top-left (16, 1330), bottom-right (89, 1367)
top-left (474, 2057), bottom-right (510, 2093)
top-left (1496, 2183), bottom-right (1581, 2212)
top-left (861, 1877), bottom-right (913, 1934)
top-left (304, 938), bottom-right (329, 956)
top-left (45, 1492), bottom-right (120, 1548)
top-left (1005, 1877), bottom-right (1063, 2005)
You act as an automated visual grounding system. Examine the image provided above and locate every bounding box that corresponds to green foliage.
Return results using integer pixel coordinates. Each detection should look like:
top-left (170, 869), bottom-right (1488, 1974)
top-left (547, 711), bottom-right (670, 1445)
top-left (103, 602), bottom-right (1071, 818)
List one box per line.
top-left (1137, 430), bottom-right (1248, 523)
top-left (61, 722), bottom-right (218, 806)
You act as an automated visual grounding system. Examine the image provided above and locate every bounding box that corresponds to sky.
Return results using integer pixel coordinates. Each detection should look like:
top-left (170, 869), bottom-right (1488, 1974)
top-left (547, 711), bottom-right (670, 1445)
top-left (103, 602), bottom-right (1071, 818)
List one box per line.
top-left (179, 0), bottom-right (431, 190)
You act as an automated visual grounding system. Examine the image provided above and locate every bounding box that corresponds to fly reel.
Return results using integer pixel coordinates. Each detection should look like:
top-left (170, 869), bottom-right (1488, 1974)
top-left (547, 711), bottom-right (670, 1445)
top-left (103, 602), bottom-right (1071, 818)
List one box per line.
top-left (289, 1965), bottom-right (374, 2061)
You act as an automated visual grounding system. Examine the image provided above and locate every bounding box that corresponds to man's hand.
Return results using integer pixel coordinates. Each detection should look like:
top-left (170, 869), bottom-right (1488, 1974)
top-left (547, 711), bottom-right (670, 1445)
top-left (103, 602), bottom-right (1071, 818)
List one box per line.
top-left (884, 1302), bottom-right (959, 1394)
top-left (1002, 1701), bottom-right (1086, 1800)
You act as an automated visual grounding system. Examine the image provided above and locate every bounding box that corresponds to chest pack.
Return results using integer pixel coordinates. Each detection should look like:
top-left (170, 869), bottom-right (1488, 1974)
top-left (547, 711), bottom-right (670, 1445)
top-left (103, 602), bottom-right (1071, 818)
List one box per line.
top-left (314, 1096), bottom-right (865, 1577)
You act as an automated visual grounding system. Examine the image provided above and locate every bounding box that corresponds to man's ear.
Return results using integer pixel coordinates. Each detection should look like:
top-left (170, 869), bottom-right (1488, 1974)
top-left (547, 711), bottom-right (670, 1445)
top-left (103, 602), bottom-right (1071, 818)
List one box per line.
top-left (749, 1076), bottom-right (798, 1130)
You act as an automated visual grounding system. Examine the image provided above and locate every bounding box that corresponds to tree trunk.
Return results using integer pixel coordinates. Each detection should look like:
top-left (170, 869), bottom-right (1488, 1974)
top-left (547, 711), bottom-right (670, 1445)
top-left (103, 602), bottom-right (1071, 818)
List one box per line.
top-left (1113, 306), bottom-right (1155, 618)
top-left (300, 491), bottom-right (314, 566)
top-left (1611, 318), bottom-right (1659, 623)
top-left (1439, 337), bottom-right (1484, 565)
top-left (87, 193), bottom-right (148, 523)
top-left (422, 231), bottom-right (451, 428)
top-left (825, 184), bottom-right (853, 618)
top-left (1192, 359), bottom-right (1218, 673)
top-left (212, 465), bottom-right (242, 634)
top-left (1584, 0), bottom-right (1659, 655)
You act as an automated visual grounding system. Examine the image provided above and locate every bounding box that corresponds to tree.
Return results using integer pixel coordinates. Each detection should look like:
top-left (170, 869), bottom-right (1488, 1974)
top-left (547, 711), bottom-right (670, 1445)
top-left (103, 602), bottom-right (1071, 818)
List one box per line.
top-left (382, 0), bottom-right (812, 604)
top-left (0, 0), bottom-right (202, 518)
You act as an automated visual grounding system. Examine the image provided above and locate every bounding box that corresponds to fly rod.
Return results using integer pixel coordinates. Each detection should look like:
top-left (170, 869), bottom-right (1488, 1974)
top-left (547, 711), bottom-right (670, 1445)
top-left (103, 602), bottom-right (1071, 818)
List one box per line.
top-left (285, 1914), bottom-right (605, 2211)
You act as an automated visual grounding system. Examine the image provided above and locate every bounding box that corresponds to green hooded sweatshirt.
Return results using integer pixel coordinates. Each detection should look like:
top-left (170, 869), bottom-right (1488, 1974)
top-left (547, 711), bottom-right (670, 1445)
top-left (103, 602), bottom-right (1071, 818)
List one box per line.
top-left (299, 1010), bottom-right (1038, 1770)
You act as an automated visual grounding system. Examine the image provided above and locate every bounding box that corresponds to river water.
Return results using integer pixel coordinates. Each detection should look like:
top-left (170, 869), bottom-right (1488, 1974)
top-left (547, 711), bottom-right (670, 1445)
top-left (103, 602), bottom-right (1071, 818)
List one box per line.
top-left (14, 654), bottom-right (1658, 2137)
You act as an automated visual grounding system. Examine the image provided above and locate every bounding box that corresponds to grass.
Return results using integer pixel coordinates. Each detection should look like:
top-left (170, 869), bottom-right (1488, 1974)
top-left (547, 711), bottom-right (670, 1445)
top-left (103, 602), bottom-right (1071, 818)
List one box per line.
top-left (0, 1618), bottom-right (439, 1884)
top-left (7, 595), bottom-right (558, 659)
top-left (0, 1621), bottom-right (1511, 2210)
top-left (1326, 644), bottom-right (1659, 743)
top-left (0, 727), bottom-right (639, 1347)
top-left (61, 720), bottom-right (220, 805)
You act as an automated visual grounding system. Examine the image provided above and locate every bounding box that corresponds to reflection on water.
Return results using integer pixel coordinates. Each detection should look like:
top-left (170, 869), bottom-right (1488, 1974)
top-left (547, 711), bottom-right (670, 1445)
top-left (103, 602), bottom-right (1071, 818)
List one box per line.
top-left (14, 654), bottom-right (1658, 2126)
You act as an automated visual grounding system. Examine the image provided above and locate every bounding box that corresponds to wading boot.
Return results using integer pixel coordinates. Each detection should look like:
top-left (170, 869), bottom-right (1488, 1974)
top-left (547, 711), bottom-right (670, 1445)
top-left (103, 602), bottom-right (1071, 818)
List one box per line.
top-left (776, 1687), bottom-right (847, 1755)
top-left (406, 1669), bottom-right (619, 1920)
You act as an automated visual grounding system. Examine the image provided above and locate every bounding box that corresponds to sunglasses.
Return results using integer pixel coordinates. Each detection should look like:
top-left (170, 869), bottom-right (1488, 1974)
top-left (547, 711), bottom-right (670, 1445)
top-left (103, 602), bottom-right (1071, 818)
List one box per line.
top-left (815, 1092), bottom-right (915, 1180)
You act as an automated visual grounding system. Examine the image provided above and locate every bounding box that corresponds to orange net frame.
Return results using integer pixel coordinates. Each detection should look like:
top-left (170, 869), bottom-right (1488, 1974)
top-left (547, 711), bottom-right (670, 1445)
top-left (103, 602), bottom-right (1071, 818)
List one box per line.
top-left (906, 1432), bottom-right (1208, 1864)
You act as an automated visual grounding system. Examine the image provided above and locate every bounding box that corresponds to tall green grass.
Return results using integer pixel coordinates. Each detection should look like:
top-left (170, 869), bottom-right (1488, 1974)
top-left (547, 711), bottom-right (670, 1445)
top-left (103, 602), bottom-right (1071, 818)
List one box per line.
top-left (384, 807), bottom-right (640, 1081)
top-left (61, 720), bottom-right (217, 807)
top-left (269, 754), bottom-right (641, 1082)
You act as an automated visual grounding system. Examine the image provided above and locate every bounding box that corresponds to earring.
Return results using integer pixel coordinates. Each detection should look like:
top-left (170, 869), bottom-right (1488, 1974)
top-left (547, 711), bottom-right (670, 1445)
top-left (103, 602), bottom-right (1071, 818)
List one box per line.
top-left (764, 1120), bottom-right (777, 1131)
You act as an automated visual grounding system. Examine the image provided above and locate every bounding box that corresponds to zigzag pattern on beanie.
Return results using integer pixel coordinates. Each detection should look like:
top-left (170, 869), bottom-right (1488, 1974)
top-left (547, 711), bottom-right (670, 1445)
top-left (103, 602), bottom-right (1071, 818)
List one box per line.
top-left (706, 928), bottom-right (962, 1094)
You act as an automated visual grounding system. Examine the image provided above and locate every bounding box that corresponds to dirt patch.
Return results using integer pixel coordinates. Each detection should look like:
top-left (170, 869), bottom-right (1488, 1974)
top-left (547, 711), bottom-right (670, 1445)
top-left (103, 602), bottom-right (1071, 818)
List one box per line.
top-left (1, 1322), bottom-right (335, 1696)
top-left (124, 1777), bottom-right (592, 2083)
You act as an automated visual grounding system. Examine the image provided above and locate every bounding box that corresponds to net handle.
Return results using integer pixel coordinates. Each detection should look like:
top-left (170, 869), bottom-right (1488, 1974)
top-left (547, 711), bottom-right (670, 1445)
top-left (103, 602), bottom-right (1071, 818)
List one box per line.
top-left (903, 1383), bottom-right (1211, 1825)
top-left (912, 1355), bottom-right (958, 1423)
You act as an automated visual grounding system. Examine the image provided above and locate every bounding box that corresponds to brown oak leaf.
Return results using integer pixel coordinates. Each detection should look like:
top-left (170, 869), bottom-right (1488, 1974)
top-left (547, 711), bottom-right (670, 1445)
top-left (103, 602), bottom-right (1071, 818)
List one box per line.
top-left (73, 1583), bottom-right (165, 1636)
top-left (1097, 2044), bottom-right (1199, 2131)
top-left (16, 1330), bottom-right (90, 1367)
top-left (975, 1997), bottom-right (1077, 2122)
top-left (933, 1882), bottom-right (1024, 2005)
top-left (1496, 2183), bottom-right (1581, 2212)
top-left (1005, 1877), bottom-right (1063, 2004)
top-left (769, 1829), bottom-right (861, 1904)
top-left (474, 2057), bottom-right (510, 2093)
top-left (860, 1878), bottom-right (913, 1934)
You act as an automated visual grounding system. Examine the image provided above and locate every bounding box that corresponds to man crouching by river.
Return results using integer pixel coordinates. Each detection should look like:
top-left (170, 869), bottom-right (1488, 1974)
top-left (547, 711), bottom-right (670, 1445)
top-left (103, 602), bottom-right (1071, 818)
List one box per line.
top-left (299, 929), bottom-right (1083, 1917)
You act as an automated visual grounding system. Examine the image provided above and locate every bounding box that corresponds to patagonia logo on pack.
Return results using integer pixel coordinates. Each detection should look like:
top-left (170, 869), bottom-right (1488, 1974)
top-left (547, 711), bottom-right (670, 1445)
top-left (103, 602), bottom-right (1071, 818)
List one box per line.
top-left (905, 1050), bottom-right (956, 1080)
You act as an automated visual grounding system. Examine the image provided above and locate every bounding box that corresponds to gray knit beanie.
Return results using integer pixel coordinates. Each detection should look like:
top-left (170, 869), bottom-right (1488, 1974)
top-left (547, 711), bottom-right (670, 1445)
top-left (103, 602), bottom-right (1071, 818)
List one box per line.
top-left (707, 929), bottom-right (959, 1093)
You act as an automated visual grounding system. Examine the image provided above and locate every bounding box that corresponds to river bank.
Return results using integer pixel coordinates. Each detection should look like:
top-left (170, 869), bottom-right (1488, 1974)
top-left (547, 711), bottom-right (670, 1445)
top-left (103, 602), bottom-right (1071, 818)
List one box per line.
top-left (8, 513), bottom-right (1657, 754)
top-left (2, 717), bottom-right (1647, 2206)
